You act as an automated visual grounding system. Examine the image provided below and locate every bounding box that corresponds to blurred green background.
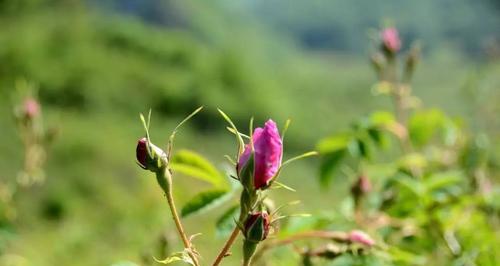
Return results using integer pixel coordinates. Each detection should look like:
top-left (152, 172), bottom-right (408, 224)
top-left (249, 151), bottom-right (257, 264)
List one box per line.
top-left (0, 0), bottom-right (498, 265)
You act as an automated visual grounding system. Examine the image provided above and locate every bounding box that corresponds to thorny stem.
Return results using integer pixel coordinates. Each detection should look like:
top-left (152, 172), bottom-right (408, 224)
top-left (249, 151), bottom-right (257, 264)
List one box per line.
top-left (212, 226), bottom-right (240, 266)
top-left (157, 167), bottom-right (200, 266)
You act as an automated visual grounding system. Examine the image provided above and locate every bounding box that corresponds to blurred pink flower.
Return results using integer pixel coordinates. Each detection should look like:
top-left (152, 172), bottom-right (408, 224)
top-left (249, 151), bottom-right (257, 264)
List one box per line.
top-left (381, 27), bottom-right (401, 53)
top-left (24, 98), bottom-right (40, 119)
top-left (349, 230), bottom-right (375, 247)
top-left (359, 175), bottom-right (372, 193)
top-left (238, 120), bottom-right (283, 190)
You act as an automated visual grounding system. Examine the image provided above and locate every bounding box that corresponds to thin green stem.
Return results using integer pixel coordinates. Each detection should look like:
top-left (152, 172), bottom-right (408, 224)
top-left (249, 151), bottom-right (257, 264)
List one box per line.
top-left (157, 167), bottom-right (200, 266)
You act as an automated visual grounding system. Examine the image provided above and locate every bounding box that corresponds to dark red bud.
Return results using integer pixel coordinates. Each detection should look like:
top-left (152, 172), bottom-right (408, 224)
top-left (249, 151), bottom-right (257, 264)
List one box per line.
top-left (136, 138), bottom-right (148, 169)
top-left (244, 212), bottom-right (271, 242)
top-left (351, 175), bottom-right (372, 196)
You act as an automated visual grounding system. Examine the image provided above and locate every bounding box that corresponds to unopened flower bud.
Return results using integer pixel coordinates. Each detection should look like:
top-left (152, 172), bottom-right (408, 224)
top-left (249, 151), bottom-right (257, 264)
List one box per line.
top-left (243, 212), bottom-right (271, 243)
top-left (351, 175), bottom-right (372, 208)
top-left (242, 212), bottom-right (272, 265)
top-left (238, 120), bottom-right (283, 190)
top-left (348, 230), bottom-right (375, 247)
top-left (381, 27), bottom-right (401, 54)
top-left (136, 137), bottom-right (167, 172)
top-left (358, 175), bottom-right (372, 194)
top-left (23, 98), bottom-right (40, 119)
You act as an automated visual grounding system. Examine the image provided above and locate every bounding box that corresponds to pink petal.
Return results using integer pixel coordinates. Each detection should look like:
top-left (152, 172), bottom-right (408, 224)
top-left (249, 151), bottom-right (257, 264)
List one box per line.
top-left (253, 120), bottom-right (282, 189)
top-left (382, 27), bottom-right (401, 53)
top-left (349, 230), bottom-right (375, 247)
top-left (237, 127), bottom-right (263, 174)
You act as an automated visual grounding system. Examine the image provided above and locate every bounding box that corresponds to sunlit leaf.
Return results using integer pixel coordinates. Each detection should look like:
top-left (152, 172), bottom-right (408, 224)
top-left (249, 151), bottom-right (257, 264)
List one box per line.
top-left (317, 133), bottom-right (351, 154)
top-left (181, 189), bottom-right (231, 217)
top-left (409, 109), bottom-right (445, 146)
top-left (170, 149), bottom-right (227, 188)
top-left (424, 171), bottom-right (464, 192)
top-left (154, 250), bottom-right (194, 265)
top-left (370, 111), bottom-right (395, 126)
top-left (393, 174), bottom-right (424, 197)
top-left (398, 153), bottom-right (427, 173)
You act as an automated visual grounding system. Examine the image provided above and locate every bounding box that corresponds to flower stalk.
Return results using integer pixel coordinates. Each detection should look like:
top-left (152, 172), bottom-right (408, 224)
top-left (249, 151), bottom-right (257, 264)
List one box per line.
top-left (136, 109), bottom-right (203, 266)
top-left (212, 226), bottom-right (240, 266)
top-left (156, 166), bottom-right (200, 266)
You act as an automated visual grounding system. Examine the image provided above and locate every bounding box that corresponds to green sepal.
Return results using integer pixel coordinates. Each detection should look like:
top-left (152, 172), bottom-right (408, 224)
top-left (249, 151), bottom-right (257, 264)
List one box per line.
top-left (239, 153), bottom-right (255, 192)
top-left (242, 239), bottom-right (258, 266)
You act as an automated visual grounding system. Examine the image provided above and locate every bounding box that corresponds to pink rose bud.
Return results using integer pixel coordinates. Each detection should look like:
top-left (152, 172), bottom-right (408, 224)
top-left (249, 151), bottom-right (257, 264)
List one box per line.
top-left (351, 175), bottom-right (372, 204)
top-left (381, 27), bottom-right (401, 53)
top-left (136, 137), bottom-right (167, 171)
top-left (238, 120), bottom-right (283, 190)
top-left (243, 212), bottom-right (271, 242)
top-left (359, 175), bottom-right (372, 194)
top-left (23, 98), bottom-right (40, 119)
top-left (349, 230), bottom-right (375, 247)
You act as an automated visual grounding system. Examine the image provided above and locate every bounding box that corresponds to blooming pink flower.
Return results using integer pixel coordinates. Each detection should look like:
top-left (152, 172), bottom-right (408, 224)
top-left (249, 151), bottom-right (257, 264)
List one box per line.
top-left (381, 27), bottom-right (401, 53)
top-left (238, 120), bottom-right (283, 190)
top-left (23, 98), bottom-right (40, 119)
top-left (244, 212), bottom-right (271, 242)
top-left (349, 230), bottom-right (375, 247)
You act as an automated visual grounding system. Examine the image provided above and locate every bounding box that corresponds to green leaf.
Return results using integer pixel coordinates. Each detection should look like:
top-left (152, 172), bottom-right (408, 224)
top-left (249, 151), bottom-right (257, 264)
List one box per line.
top-left (170, 149), bottom-right (226, 188)
top-left (367, 127), bottom-right (389, 148)
top-left (354, 137), bottom-right (372, 159)
top-left (319, 149), bottom-right (347, 187)
top-left (409, 109), bottom-right (445, 146)
top-left (393, 174), bottom-right (424, 197)
top-left (181, 189), bottom-right (230, 217)
top-left (398, 153), bottom-right (427, 172)
top-left (424, 171), bottom-right (464, 192)
top-left (154, 250), bottom-right (194, 265)
top-left (317, 133), bottom-right (351, 154)
top-left (216, 205), bottom-right (240, 237)
top-left (369, 111), bottom-right (395, 126)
